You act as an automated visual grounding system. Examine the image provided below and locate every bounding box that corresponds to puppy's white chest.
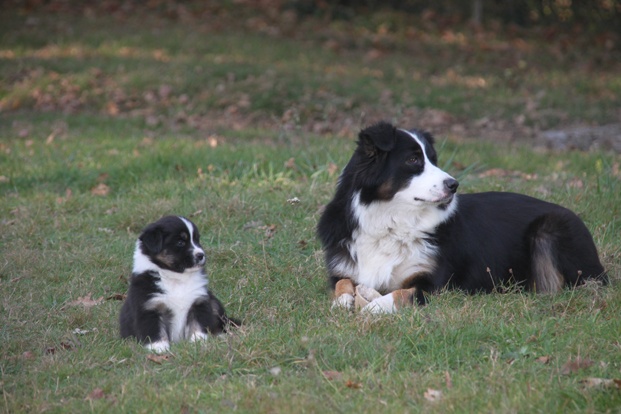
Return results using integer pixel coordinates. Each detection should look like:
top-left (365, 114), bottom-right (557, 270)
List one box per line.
top-left (147, 272), bottom-right (208, 342)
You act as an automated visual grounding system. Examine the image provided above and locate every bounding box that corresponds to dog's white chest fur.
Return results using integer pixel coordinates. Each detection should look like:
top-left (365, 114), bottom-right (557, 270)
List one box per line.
top-left (343, 192), bottom-right (455, 292)
top-left (146, 270), bottom-right (209, 342)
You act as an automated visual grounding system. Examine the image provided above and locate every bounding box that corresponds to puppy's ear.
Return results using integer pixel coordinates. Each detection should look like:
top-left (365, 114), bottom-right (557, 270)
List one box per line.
top-left (139, 225), bottom-right (164, 254)
top-left (358, 121), bottom-right (396, 156)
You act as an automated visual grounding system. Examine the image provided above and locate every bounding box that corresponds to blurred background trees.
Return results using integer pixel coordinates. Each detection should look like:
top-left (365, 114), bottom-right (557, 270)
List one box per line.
top-left (289, 0), bottom-right (621, 32)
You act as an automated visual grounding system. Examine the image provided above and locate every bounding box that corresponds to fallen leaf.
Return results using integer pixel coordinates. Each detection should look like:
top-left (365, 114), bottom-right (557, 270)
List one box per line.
top-left (21, 351), bottom-right (35, 360)
top-left (561, 357), bottom-right (594, 375)
top-left (424, 388), bottom-right (443, 402)
top-left (90, 183), bottom-right (110, 196)
top-left (284, 157), bottom-right (297, 169)
top-left (106, 293), bottom-right (126, 301)
top-left (445, 371), bottom-right (453, 389)
top-left (263, 224), bottom-right (276, 239)
top-left (327, 162), bottom-right (339, 176)
top-left (345, 380), bottom-right (362, 389)
top-left (146, 354), bottom-right (172, 364)
top-left (242, 220), bottom-right (264, 230)
top-left (287, 197), bottom-right (300, 205)
top-left (72, 328), bottom-right (98, 335)
top-left (580, 377), bottom-right (621, 389)
top-left (62, 293), bottom-right (104, 310)
top-left (322, 370), bottom-right (342, 381)
top-left (85, 388), bottom-right (105, 401)
top-left (536, 356), bottom-right (551, 364)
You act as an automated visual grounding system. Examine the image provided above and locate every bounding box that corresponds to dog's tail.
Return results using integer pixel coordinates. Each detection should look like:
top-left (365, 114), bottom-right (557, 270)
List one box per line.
top-left (527, 211), bottom-right (607, 293)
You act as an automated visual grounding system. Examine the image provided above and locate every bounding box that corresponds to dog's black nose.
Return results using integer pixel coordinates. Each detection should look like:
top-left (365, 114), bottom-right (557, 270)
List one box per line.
top-left (444, 178), bottom-right (459, 194)
top-left (195, 252), bottom-right (205, 262)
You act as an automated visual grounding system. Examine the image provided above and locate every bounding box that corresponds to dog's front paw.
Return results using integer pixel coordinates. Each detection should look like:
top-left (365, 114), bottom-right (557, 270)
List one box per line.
top-left (361, 293), bottom-right (396, 314)
top-left (332, 279), bottom-right (356, 311)
top-left (361, 288), bottom-right (417, 314)
top-left (189, 331), bottom-right (209, 343)
top-left (145, 340), bottom-right (170, 353)
top-left (331, 293), bottom-right (355, 310)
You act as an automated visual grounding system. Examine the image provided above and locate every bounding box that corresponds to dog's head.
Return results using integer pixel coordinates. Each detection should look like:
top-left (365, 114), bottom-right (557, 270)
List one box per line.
top-left (135, 216), bottom-right (206, 274)
top-left (349, 121), bottom-right (458, 208)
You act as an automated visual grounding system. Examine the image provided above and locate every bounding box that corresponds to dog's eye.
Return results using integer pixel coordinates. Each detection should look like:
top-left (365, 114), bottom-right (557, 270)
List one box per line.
top-left (176, 240), bottom-right (186, 248)
top-left (406, 156), bottom-right (420, 165)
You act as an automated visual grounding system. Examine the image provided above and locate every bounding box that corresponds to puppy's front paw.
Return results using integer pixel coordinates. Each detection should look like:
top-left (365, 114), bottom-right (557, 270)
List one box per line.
top-left (361, 293), bottom-right (396, 314)
top-left (145, 340), bottom-right (170, 353)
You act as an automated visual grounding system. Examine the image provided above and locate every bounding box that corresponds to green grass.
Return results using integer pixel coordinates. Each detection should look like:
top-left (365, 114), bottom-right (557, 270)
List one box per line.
top-left (1, 5), bottom-right (620, 414)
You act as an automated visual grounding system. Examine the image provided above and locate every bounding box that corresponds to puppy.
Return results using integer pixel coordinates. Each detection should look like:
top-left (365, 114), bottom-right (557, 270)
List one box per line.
top-left (120, 215), bottom-right (237, 352)
top-left (317, 122), bottom-right (608, 313)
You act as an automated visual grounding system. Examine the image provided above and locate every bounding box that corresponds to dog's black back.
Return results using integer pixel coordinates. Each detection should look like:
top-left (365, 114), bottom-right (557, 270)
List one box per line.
top-left (427, 192), bottom-right (607, 295)
top-left (317, 122), bottom-right (607, 308)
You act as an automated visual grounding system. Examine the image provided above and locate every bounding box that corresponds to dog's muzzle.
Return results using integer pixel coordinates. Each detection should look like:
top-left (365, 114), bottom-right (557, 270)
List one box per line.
top-left (194, 251), bottom-right (206, 266)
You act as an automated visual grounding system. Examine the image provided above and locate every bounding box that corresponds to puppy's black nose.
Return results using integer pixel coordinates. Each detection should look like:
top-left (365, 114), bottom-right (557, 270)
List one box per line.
top-left (195, 252), bottom-right (205, 262)
top-left (444, 178), bottom-right (459, 194)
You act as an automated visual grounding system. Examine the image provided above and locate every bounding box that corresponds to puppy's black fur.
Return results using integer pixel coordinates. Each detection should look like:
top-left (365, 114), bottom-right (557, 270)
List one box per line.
top-left (120, 216), bottom-right (237, 351)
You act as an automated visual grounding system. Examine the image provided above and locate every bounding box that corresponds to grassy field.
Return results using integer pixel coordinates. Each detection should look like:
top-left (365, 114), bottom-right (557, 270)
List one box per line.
top-left (1, 4), bottom-right (620, 413)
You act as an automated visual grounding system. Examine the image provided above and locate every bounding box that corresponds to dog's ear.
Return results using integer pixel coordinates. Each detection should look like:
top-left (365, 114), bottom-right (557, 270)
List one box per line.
top-left (358, 121), bottom-right (396, 156)
top-left (139, 225), bottom-right (164, 254)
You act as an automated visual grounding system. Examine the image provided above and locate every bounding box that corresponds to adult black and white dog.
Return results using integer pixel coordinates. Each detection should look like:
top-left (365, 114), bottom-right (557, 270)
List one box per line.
top-left (317, 121), bottom-right (608, 313)
top-left (120, 215), bottom-right (237, 352)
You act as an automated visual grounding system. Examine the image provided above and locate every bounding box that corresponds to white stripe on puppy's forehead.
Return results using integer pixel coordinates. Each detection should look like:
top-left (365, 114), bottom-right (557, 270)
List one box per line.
top-left (179, 216), bottom-right (194, 238)
top-left (178, 216), bottom-right (201, 250)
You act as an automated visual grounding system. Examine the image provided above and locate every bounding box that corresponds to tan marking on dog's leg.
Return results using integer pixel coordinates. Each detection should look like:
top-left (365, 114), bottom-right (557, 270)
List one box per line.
top-left (392, 288), bottom-right (417, 310)
top-left (332, 279), bottom-right (355, 310)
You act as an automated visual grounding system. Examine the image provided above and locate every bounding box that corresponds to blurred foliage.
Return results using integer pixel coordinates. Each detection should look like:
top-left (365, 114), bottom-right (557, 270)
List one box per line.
top-left (288, 0), bottom-right (621, 30)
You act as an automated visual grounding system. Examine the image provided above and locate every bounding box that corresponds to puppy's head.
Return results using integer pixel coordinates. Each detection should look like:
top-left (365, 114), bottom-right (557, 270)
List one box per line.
top-left (137, 216), bottom-right (206, 273)
top-left (353, 121), bottom-right (458, 208)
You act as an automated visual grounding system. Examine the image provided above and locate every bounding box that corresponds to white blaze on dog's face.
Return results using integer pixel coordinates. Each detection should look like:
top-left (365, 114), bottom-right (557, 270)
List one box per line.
top-left (351, 125), bottom-right (458, 211)
top-left (393, 129), bottom-right (458, 207)
top-left (178, 216), bottom-right (206, 270)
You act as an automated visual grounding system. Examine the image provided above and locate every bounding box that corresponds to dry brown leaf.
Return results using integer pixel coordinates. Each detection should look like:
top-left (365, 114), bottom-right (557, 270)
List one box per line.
top-left (62, 293), bottom-right (104, 310)
top-left (90, 183), bottom-right (110, 196)
top-left (105, 293), bottom-right (126, 301)
top-left (85, 388), bottom-right (105, 401)
top-left (536, 356), bottom-right (551, 364)
top-left (264, 224), bottom-right (276, 239)
top-left (322, 370), bottom-right (342, 381)
top-left (284, 157), bottom-right (296, 169)
top-left (580, 377), bottom-right (621, 389)
top-left (424, 388), bottom-right (443, 402)
top-left (561, 357), bottom-right (594, 375)
top-left (345, 380), bottom-right (362, 389)
top-left (327, 162), bottom-right (339, 176)
top-left (147, 354), bottom-right (172, 364)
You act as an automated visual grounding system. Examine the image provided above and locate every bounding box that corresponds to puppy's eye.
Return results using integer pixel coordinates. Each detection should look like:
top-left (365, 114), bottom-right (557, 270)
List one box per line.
top-left (176, 240), bottom-right (186, 248)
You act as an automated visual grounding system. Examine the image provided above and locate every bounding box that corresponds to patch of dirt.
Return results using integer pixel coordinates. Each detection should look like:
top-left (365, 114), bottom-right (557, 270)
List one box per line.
top-left (537, 124), bottom-right (621, 152)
